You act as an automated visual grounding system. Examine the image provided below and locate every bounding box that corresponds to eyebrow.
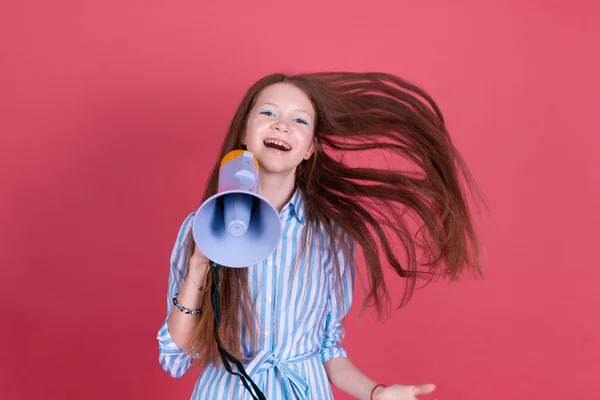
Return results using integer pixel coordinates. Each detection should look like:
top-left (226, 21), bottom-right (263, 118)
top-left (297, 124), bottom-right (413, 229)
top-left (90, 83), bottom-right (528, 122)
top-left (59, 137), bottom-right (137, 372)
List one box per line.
top-left (260, 102), bottom-right (313, 117)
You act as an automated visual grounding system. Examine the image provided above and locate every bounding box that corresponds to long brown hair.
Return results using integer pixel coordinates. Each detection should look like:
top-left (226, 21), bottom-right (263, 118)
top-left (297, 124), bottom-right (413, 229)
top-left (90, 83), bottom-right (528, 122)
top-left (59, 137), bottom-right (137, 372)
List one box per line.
top-left (182, 71), bottom-right (486, 369)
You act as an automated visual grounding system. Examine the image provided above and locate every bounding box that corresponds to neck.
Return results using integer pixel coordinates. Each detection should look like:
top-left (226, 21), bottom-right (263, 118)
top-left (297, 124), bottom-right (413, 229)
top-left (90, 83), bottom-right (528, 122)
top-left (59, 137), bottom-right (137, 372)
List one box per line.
top-left (258, 171), bottom-right (296, 212)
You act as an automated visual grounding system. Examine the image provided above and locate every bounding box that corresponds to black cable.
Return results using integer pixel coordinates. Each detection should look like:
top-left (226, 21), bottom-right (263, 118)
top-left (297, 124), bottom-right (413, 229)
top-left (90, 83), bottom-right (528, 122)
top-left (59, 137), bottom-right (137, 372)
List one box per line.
top-left (209, 261), bottom-right (267, 400)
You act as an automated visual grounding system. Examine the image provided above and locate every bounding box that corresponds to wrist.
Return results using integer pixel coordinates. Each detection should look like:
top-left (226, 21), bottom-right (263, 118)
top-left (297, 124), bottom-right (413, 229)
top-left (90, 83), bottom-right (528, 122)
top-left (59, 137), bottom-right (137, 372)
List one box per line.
top-left (370, 384), bottom-right (386, 400)
top-left (185, 267), bottom-right (209, 290)
top-left (189, 259), bottom-right (209, 275)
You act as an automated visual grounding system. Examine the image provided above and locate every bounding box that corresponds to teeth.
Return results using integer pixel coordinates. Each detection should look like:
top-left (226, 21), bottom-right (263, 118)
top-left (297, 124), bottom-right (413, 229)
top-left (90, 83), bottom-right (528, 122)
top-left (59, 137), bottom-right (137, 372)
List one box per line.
top-left (264, 138), bottom-right (291, 150)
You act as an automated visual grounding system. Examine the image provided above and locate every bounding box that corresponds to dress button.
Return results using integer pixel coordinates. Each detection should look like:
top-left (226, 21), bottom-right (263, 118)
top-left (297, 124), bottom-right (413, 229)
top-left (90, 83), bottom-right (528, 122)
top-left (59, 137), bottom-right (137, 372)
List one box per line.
top-left (265, 297), bottom-right (272, 303)
top-left (264, 330), bottom-right (270, 336)
top-left (266, 259), bottom-right (273, 266)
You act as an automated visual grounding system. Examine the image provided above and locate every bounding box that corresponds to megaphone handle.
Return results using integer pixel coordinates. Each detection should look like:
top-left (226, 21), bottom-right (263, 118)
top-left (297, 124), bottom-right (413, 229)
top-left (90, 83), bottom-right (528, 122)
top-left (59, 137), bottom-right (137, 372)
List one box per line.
top-left (209, 261), bottom-right (268, 400)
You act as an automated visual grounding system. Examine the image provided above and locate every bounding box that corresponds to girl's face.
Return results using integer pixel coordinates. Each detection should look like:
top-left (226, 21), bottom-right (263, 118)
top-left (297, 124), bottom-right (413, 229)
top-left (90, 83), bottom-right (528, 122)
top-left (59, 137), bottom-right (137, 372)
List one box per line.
top-left (243, 83), bottom-right (316, 177)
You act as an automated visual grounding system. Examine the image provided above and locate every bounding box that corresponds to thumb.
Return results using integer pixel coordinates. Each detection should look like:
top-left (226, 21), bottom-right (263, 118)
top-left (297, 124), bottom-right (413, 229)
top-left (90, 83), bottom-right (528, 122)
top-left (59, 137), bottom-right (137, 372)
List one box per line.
top-left (411, 384), bottom-right (436, 395)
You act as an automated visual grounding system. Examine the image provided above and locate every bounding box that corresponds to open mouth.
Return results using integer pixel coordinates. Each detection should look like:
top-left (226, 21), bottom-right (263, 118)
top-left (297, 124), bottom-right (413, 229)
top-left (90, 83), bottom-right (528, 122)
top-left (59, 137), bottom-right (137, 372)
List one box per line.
top-left (263, 138), bottom-right (292, 152)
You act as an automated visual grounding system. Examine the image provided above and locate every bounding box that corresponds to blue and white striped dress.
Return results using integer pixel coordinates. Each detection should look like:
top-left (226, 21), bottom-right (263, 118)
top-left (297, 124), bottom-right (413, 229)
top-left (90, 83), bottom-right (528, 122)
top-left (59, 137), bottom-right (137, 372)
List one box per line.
top-left (157, 189), bottom-right (355, 399)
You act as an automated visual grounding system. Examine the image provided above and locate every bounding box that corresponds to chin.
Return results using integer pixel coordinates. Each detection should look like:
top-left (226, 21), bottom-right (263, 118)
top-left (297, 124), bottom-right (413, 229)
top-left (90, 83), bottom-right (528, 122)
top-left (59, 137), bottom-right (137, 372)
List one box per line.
top-left (258, 163), bottom-right (296, 175)
top-left (255, 157), bottom-right (298, 175)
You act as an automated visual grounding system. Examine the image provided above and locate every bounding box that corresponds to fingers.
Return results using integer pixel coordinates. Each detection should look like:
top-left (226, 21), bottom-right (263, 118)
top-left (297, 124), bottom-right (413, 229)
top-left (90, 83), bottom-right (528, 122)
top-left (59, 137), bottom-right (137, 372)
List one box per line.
top-left (411, 384), bottom-right (436, 395)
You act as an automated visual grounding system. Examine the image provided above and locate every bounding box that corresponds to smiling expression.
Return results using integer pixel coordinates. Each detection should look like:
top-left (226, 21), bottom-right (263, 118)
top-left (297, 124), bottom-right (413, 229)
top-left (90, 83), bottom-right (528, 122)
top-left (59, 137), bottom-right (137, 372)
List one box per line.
top-left (242, 83), bottom-right (316, 176)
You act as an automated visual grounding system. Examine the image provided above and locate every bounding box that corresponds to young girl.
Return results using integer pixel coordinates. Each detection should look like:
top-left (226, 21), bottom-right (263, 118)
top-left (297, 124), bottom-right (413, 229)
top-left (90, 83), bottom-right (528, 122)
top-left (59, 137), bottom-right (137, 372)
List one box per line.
top-left (157, 72), bottom-right (484, 399)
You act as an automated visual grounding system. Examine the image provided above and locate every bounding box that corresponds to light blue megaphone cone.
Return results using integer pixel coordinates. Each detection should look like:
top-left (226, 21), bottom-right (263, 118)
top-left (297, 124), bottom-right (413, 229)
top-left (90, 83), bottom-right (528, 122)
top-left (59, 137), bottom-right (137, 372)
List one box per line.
top-left (192, 150), bottom-right (282, 268)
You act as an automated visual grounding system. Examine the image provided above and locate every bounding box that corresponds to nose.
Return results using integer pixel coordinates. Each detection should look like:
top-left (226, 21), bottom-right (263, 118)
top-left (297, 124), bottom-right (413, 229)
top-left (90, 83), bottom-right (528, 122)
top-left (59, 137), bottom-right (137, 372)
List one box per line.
top-left (273, 120), bottom-right (290, 133)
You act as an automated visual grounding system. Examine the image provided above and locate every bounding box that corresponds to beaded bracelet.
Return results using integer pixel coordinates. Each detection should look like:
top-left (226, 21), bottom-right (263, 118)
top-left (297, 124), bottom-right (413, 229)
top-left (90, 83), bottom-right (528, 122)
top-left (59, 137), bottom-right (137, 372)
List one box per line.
top-left (172, 293), bottom-right (204, 315)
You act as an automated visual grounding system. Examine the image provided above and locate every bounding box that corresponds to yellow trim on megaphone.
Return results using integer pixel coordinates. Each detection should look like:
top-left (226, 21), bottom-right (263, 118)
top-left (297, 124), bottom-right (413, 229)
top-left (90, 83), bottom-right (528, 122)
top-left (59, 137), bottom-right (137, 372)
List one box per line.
top-left (220, 150), bottom-right (259, 170)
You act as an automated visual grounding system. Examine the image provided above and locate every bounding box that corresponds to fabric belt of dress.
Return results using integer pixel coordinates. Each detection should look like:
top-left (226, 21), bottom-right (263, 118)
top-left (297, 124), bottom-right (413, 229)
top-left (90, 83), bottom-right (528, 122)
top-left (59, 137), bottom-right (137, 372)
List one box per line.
top-left (242, 349), bottom-right (319, 400)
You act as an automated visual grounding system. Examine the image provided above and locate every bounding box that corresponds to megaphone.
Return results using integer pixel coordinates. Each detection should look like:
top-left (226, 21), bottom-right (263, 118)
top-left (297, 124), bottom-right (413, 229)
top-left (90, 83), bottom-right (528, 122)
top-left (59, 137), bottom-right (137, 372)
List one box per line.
top-left (191, 150), bottom-right (282, 268)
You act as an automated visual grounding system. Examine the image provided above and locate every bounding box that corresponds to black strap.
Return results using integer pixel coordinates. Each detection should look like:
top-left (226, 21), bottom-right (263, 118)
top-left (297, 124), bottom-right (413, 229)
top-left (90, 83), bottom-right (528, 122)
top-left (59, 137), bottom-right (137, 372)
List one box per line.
top-left (210, 262), bottom-right (268, 400)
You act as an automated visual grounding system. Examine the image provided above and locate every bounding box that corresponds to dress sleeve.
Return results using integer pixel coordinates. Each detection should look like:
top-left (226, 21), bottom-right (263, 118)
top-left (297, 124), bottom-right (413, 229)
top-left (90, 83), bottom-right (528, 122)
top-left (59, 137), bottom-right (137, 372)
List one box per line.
top-left (320, 230), bottom-right (355, 364)
top-left (156, 212), bottom-right (196, 378)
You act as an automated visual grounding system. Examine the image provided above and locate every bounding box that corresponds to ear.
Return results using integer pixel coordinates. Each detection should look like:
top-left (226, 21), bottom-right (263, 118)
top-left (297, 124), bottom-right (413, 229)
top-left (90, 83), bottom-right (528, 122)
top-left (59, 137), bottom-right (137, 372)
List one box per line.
top-left (241, 136), bottom-right (246, 145)
top-left (304, 139), bottom-right (316, 160)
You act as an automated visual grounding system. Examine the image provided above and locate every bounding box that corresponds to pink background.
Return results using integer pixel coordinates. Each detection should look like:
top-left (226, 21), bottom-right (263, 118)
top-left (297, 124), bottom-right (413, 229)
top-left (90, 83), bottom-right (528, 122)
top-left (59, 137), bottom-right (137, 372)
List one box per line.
top-left (1, 1), bottom-right (598, 399)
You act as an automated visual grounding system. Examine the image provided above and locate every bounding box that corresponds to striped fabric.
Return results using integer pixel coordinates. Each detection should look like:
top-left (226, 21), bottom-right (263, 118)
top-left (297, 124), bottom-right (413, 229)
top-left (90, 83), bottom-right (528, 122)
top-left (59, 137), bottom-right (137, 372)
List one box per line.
top-left (157, 188), bottom-right (355, 399)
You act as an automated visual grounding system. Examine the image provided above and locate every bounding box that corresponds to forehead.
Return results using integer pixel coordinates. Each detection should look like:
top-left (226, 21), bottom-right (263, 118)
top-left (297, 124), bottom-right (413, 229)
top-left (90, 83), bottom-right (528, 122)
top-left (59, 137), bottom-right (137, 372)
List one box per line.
top-left (254, 83), bottom-right (315, 115)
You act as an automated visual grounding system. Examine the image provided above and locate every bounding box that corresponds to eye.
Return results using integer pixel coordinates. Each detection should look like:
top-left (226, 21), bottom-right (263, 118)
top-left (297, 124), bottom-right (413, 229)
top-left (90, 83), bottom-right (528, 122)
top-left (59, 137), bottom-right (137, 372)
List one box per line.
top-left (259, 109), bottom-right (277, 117)
top-left (293, 117), bottom-right (309, 125)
